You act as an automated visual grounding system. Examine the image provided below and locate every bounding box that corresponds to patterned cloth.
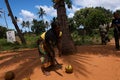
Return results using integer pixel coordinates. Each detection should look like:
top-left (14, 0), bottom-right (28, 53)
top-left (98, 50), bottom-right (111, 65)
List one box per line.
top-left (38, 40), bottom-right (51, 68)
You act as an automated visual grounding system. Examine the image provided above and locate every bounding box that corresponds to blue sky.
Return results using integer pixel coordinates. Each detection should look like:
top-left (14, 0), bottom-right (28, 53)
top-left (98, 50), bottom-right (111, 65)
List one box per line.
top-left (0, 0), bottom-right (53, 30)
top-left (0, 0), bottom-right (120, 31)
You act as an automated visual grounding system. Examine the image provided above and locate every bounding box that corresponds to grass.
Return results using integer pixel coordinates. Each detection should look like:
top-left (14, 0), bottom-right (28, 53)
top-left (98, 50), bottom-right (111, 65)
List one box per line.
top-left (0, 34), bottom-right (39, 51)
top-left (71, 30), bottom-right (113, 45)
top-left (0, 30), bottom-right (114, 52)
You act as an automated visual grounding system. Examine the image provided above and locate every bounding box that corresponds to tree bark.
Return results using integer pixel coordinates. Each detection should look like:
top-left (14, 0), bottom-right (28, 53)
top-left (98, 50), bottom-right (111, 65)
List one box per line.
top-left (55, 0), bottom-right (76, 54)
top-left (4, 0), bottom-right (26, 44)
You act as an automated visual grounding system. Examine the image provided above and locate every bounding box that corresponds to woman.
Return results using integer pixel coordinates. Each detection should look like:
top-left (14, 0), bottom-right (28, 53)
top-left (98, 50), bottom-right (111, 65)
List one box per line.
top-left (37, 21), bottom-right (62, 75)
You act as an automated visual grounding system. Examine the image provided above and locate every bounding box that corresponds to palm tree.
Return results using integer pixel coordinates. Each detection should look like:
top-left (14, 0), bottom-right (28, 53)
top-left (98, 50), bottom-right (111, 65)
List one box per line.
top-left (4, 0), bottom-right (26, 44)
top-left (31, 19), bottom-right (45, 35)
top-left (31, 19), bottom-right (37, 33)
top-left (52, 0), bottom-right (75, 54)
top-left (37, 7), bottom-right (46, 20)
top-left (21, 21), bottom-right (26, 31)
top-left (26, 21), bottom-right (31, 32)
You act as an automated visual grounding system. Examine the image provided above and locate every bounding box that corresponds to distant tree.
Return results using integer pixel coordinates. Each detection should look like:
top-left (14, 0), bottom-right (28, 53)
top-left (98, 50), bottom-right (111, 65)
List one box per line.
top-left (95, 7), bottom-right (112, 23)
top-left (26, 21), bottom-right (31, 32)
top-left (21, 21), bottom-right (26, 32)
top-left (116, 9), bottom-right (120, 14)
top-left (0, 25), bottom-right (7, 38)
top-left (37, 7), bottom-right (46, 20)
top-left (21, 21), bottom-right (31, 32)
top-left (74, 7), bottom-right (112, 35)
top-left (68, 18), bottom-right (77, 33)
top-left (31, 19), bottom-right (45, 35)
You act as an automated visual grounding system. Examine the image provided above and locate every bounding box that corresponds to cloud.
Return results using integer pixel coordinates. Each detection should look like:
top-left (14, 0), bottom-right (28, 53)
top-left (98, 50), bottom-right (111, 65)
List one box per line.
top-left (68, 13), bottom-right (74, 18)
top-left (19, 9), bottom-right (36, 21)
top-left (17, 17), bottom-right (23, 23)
top-left (114, 6), bottom-right (120, 11)
top-left (73, 0), bottom-right (120, 11)
top-left (35, 5), bottom-right (57, 20)
top-left (68, 5), bottom-right (80, 13)
top-left (67, 5), bottom-right (80, 18)
top-left (38, 0), bottom-right (120, 19)
top-left (66, 0), bottom-right (120, 18)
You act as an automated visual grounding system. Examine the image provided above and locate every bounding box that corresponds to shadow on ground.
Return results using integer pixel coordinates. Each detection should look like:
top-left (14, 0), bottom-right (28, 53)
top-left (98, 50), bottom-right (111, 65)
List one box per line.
top-left (61, 42), bottom-right (120, 78)
top-left (0, 49), bottom-right (40, 80)
top-left (0, 49), bottom-right (63, 80)
top-left (1, 40), bottom-right (120, 80)
top-left (62, 52), bottom-right (91, 78)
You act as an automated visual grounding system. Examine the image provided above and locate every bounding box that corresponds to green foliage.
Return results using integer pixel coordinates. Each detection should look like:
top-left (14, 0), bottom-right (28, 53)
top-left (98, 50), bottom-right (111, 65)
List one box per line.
top-left (73, 7), bottom-right (113, 35)
top-left (64, 0), bottom-right (72, 8)
top-left (0, 39), bottom-right (21, 51)
top-left (0, 30), bottom-right (114, 51)
top-left (86, 9), bottom-right (105, 28)
top-left (68, 18), bottom-right (77, 33)
top-left (116, 9), bottom-right (120, 13)
top-left (71, 32), bottom-right (101, 45)
top-left (31, 19), bottom-right (45, 35)
top-left (0, 34), bottom-right (39, 51)
top-left (21, 21), bottom-right (31, 32)
top-left (0, 26), bottom-right (7, 38)
top-left (71, 28), bottom-right (114, 45)
top-left (24, 34), bottom-right (39, 48)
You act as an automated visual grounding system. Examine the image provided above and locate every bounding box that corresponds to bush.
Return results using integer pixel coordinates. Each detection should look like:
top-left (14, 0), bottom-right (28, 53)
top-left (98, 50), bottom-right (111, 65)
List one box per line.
top-left (0, 26), bottom-right (7, 38)
top-left (71, 30), bottom-right (102, 45)
top-left (0, 34), bottom-right (39, 51)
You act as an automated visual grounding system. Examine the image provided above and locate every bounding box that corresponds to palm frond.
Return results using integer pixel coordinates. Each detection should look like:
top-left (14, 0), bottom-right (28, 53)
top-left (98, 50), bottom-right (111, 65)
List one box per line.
top-left (64, 0), bottom-right (72, 9)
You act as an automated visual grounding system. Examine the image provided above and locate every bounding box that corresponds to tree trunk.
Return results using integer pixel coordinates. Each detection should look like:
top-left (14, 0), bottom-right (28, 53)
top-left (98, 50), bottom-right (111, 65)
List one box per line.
top-left (55, 0), bottom-right (76, 54)
top-left (4, 0), bottom-right (26, 44)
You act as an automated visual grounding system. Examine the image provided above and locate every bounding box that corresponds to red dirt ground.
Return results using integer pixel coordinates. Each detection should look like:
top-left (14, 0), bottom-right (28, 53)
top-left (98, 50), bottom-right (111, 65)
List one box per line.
top-left (0, 39), bottom-right (120, 80)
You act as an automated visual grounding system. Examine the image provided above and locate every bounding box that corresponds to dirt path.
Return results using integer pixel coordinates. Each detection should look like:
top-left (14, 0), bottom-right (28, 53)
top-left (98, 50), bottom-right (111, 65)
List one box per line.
top-left (0, 39), bottom-right (120, 80)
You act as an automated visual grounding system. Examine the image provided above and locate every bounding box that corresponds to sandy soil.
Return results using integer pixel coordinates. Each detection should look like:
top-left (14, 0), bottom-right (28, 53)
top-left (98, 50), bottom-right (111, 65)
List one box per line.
top-left (0, 39), bottom-right (120, 80)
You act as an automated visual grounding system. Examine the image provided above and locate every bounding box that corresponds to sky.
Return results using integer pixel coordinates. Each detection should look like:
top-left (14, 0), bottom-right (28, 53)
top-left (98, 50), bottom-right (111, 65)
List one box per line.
top-left (0, 0), bottom-right (120, 31)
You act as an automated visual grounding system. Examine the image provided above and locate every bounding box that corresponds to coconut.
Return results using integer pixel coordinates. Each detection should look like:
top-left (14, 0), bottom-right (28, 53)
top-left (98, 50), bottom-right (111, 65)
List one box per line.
top-left (4, 71), bottom-right (15, 80)
top-left (65, 65), bottom-right (73, 73)
top-left (22, 77), bottom-right (31, 80)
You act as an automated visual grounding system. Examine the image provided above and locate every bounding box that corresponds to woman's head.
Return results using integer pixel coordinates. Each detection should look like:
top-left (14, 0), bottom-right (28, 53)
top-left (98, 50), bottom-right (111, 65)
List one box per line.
top-left (51, 21), bottom-right (61, 33)
top-left (51, 21), bottom-right (61, 38)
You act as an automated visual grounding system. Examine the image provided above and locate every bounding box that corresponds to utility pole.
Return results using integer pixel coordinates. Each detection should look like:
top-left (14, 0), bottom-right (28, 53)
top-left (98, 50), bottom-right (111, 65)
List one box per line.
top-left (4, 0), bottom-right (26, 44)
